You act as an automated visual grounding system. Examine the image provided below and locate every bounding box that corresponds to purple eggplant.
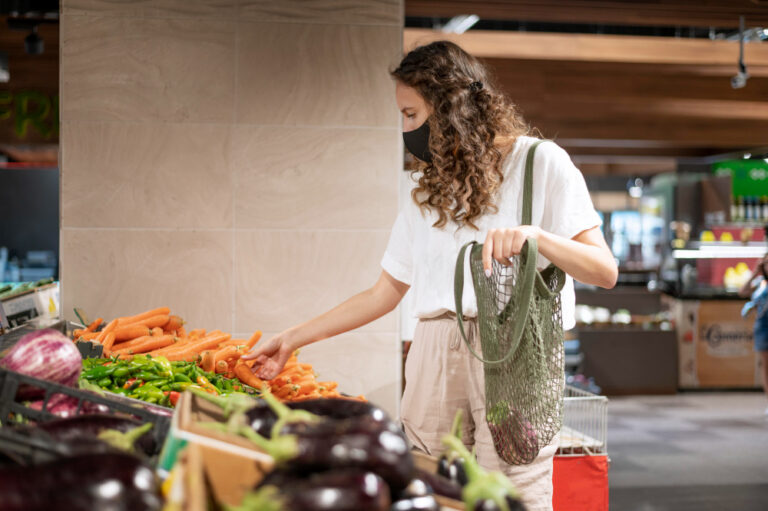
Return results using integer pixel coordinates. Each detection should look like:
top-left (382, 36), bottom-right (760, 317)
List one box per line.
top-left (413, 468), bottom-right (462, 501)
top-left (245, 397), bottom-right (393, 437)
top-left (0, 452), bottom-right (162, 511)
top-left (437, 409), bottom-right (469, 486)
top-left (241, 469), bottom-right (390, 511)
top-left (391, 477), bottom-right (440, 511)
top-left (487, 402), bottom-right (539, 465)
top-left (473, 498), bottom-right (527, 511)
top-left (437, 454), bottom-right (469, 486)
top-left (441, 434), bottom-right (527, 511)
top-left (16, 414), bottom-right (159, 456)
top-left (286, 421), bottom-right (414, 490)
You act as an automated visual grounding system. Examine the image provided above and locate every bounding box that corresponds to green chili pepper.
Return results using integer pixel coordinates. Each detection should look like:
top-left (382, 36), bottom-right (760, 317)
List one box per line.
top-left (112, 366), bottom-right (133, 378)
top-left (154, 356), bottom-right (173, 376)
top-left (97, 377), bottom-right (112, 388)
top-left (173, 373), bottom-right (192, 383)
top-left (83, 365), bottom-right (112, 379)
top-left (134, 371), bottom-right (162, 381)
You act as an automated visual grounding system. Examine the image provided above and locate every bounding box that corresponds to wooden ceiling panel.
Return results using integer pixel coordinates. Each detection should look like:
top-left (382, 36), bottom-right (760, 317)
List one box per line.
top-left (405, 1), bottom-right (768, 29)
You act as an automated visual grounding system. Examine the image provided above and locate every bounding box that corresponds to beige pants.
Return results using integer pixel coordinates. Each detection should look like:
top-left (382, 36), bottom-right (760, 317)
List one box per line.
top-left (401, 315), bottom-right (558, 511)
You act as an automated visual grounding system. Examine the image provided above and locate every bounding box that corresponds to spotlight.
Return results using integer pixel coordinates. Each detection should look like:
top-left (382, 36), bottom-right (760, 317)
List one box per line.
top-left (24, 27), bottom-right (43, 55)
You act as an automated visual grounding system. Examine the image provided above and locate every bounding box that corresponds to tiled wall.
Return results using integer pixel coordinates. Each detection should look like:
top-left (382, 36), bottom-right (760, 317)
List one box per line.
top-left (59, 0), bottom-right (404, 415)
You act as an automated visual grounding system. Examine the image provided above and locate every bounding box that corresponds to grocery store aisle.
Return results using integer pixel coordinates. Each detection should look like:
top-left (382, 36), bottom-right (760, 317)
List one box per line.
top-left (608, 392), bottom-right (768, 511)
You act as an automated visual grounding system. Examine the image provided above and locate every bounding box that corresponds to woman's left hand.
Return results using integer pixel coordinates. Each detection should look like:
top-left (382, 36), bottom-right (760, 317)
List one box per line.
top-left (482, 225), bottom-right (542, 276)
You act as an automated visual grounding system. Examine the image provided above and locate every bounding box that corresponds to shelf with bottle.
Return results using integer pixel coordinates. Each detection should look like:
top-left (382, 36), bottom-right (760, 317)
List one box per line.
top-left (730, 195), bottom-right (768, 224)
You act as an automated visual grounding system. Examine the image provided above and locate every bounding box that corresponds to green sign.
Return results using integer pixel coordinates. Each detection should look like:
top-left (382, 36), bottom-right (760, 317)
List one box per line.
top-left (0, 90), bottom-right (59, 139)
top-left (712, 159), bottom-right (768, 198)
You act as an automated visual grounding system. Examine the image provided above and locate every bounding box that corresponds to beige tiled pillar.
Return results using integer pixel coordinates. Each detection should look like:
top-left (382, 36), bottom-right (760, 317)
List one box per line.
top-left (60, 0), bottom-right (404, 415)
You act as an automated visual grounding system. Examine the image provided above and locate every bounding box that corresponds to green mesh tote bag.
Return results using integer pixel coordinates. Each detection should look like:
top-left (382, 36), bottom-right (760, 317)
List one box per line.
top-left (453, 140), bottom-right (567, 465)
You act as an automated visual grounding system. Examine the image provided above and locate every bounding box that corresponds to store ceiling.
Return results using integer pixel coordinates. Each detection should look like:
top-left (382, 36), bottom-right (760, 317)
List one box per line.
top-left (404, 0), bottom-right (768, 173)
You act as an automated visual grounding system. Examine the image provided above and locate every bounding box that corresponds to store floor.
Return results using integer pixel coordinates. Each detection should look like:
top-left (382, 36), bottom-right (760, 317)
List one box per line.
top-left (608, 392), bottom-right (768, 510)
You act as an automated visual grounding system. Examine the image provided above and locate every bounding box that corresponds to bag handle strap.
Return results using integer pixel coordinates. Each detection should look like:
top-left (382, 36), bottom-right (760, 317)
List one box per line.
top-left (454, 239), bottom-right (537, 365)
top-left (453, 139), bottom-right (546, 365)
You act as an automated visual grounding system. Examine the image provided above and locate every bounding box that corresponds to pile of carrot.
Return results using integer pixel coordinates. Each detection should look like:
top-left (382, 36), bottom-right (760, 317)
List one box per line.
top-left (74, 306), bottom-right (364, 401)
top-left (235, 351), bottom-right (364, 403)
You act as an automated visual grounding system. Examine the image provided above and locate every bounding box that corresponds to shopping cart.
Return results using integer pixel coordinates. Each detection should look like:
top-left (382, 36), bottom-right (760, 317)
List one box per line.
top-left (553, 385), bottom-right (609, 511)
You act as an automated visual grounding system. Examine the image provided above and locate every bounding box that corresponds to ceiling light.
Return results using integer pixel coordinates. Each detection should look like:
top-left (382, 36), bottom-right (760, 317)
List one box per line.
top-left (442, 15), bottom-right (480, 34)
top-left (24, 26), bottom-right (43, 55)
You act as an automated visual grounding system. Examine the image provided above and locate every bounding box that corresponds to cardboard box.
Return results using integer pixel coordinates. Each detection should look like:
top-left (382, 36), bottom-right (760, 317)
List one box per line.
top-left (674, 299), bottom-right (761, 388)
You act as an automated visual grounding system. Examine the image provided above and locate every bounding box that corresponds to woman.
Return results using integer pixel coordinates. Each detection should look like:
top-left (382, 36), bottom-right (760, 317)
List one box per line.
top-left (245, 41), bottom-right (617, 510)
top-left (739, 250), bottom-right (768, 415)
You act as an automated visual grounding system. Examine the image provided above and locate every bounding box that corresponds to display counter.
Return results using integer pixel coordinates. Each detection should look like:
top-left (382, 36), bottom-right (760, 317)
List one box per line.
top-left (671, 297), bottom-right (761, 389)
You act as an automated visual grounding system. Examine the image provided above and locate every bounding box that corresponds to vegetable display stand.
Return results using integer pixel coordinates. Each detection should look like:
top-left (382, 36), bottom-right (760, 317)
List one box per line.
top-left (158, 390), bottom-right (274, 472)
top-left (0, 366), bottom-right (171, 456)
top-left (552, 385), bottom-right (609, 511)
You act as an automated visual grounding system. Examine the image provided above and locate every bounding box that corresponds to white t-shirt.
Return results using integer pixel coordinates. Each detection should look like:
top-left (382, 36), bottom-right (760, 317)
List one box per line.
top-left (381, 136), bottom-right (602, 331)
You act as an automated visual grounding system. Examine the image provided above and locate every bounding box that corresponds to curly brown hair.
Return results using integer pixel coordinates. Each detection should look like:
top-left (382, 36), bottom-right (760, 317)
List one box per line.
top-left (392, 41), bottom-right (531, 230)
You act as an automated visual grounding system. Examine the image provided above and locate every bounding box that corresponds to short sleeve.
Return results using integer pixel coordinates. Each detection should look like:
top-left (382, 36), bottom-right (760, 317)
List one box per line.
top-left (540, 142), bottom-right (602, 240)
top-left (381, 207), bottom-right (413, 285)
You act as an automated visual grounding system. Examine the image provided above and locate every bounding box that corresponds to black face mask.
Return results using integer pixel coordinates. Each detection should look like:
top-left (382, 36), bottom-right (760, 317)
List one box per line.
top-left (403, 119), bottom-right (432, 163)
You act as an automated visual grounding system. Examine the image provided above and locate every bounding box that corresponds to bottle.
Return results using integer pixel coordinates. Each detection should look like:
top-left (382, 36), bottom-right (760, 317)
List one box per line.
top-left (731, 196), bottom-right (740, 222)
top-left (737, 196), bottom-right (746, 223)
top-left (745, 196), bottom-right (754, 222)
top-left (762, 196), bottom-right (768, 223)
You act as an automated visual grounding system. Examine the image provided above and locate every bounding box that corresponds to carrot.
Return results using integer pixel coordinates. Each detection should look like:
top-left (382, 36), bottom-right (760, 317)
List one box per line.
top-left (319, 381), bottom-right (338, 391)
top-left (132, 314), bottom-right (171, 329)
top-left (163, 315), bottom-right (184, 332)
top-left (144, 337), bottom-right (190, 357)
top-left (246, 331), bottom-right (262, 350)
top-left (112, 334), bottom-right (153, 351)
top-left (295, 381), bottom-right (319, 395)
top-left (188, 329), bottom-right (205, 339)
top-left (113, 324), bottom-right (152, 342)
top-left (86, 318), bottom-right (103, 332)
top-left (96, 319), bottom-right (119, 343)
top-left (213, 346), bottom-right (241, 366)
top-left (102, 332), bottom-right (117, 355)
top-left (164, 351), bottom-right (201, 362)
top-left (177, 326), bottom-right (187, 338)
top-left (200, 350), bottom-right (215, 372)
top-left (274, 385), bottom-right (297, 400)
top-left (160, 333), bottom-right (230, 360)
top-left (151, 327), bottom-right (163, 336)
top-left (116, 307), bottom-right (171, 326)
top-left (234, 362), bottom-right (266, 390)
top-left (76, 332), bottom-right (100, 341)
top-left (289, 391), bottom-right (323, 402)
top-left (215, 360), bottom-right (229, 374)
top-left (113, 335), bottom-right (175, 355)
top-left (219, 338), bottom-right (247, 348)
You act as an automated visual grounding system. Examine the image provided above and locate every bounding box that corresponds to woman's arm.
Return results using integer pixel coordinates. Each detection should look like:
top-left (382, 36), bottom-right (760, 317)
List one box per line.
top-left (243, 270), bottom-right (409, 379)
top-left (739, 258), bottom-right (766, 298)
top-left (482, 225), bottom-right (618, 289)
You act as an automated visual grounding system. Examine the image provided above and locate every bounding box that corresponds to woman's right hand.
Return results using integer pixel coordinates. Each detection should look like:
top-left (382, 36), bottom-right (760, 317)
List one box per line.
top-left (241, 330), bottom-right (298, 380)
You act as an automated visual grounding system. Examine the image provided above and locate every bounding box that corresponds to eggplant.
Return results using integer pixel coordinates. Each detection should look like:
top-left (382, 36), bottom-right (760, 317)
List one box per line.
top-left (16, 414), bottom-right (159, 456)
top-left (285, 420), bottom-right (414, 490)
top-left (390, 477), bottom-right (440, 511)
top-left (0, 452), bottom-right (162, 511)
top-left (473, 497), bottom-right (527, 511)
top-left (245, 398), bottom-right (393, 438)
top-left (437, 409), bottom-right (469, 486)
top-left (413, 468), bottom-right (462, 501)
top-left (245, 469), bottom-right (390, 511)
top-left (437, 454), bottom-right (469, 486)
top-left (390, 496), bottom-right (440, 511)
top-left (486, 402), bottom-right (539, 465)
